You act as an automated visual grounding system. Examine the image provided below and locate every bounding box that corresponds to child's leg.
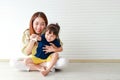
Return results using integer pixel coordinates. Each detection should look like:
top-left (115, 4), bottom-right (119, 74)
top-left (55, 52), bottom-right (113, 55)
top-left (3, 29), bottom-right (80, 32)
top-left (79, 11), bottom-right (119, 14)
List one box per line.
top-left (41, 53), bottom-right (59, 76)
top-left (24, 57), bottom-right (46, 71)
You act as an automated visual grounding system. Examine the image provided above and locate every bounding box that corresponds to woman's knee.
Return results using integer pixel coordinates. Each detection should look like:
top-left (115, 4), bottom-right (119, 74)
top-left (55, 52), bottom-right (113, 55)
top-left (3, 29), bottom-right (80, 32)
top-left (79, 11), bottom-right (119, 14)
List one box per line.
top-left (9, 58), bottom-right (27, 70)
top-left (9, 58), bottom-right (23, 67)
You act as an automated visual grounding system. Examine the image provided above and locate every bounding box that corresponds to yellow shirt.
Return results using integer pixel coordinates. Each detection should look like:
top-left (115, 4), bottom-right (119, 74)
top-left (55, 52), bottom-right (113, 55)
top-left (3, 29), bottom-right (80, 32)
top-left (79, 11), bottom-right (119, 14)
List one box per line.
top-left (21, 29), bottom-right (37, 56)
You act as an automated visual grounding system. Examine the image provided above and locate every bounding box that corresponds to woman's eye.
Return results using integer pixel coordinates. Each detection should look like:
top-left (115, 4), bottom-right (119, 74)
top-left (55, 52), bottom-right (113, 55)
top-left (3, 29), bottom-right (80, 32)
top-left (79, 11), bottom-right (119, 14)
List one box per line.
top-left (41, 23), bottom-right (45, 26)
top-left (36, 22), bottom-right (38, 25)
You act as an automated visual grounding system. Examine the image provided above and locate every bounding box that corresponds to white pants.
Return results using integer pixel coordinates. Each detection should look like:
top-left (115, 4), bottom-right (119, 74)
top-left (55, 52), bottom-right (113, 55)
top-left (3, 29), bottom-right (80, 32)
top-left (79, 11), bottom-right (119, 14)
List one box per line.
top-left (9, 57), bottom-right (68, 71)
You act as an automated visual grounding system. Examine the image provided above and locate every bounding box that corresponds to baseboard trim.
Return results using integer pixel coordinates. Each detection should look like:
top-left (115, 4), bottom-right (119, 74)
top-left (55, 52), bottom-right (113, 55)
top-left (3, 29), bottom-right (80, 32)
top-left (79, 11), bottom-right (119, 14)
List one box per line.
top-left (0, 59), bottom-right (9, 62)
top-left (69, 59), bottom-right (120, 63)
top-left (1, 59), bottom-right (120, 63)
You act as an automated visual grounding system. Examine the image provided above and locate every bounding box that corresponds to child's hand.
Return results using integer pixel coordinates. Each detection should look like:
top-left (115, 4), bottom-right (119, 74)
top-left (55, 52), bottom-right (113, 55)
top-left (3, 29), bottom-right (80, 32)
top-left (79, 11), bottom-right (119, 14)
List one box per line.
top-left (37, 35), bottom-right (41, 41)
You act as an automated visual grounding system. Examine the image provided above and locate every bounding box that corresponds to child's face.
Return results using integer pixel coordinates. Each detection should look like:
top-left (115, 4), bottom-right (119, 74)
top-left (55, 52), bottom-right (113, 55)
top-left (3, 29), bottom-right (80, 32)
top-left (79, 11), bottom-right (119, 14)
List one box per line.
top-left (45, 30), bottom-right (57, 42)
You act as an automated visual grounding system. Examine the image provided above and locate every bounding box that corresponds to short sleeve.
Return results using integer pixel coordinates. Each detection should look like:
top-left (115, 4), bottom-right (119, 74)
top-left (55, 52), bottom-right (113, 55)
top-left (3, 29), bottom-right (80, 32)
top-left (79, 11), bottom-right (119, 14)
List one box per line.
top-left (53, 39), bottom-right (61, 47)
top-left (21, 29), bottom-right (30, 55)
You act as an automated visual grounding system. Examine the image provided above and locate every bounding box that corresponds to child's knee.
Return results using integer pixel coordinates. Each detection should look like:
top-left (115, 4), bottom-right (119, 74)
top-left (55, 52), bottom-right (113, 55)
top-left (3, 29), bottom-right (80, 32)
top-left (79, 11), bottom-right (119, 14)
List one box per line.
top-left (52, 53), bottom-right (59, 58)
top-left (24, 58), bottom-right (31, 65)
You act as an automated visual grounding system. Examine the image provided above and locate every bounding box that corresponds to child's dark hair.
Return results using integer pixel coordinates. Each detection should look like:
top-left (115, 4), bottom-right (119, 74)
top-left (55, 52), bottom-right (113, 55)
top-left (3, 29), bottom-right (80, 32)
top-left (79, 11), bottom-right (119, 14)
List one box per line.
top-left (46, 23), bottom-right (60, 37)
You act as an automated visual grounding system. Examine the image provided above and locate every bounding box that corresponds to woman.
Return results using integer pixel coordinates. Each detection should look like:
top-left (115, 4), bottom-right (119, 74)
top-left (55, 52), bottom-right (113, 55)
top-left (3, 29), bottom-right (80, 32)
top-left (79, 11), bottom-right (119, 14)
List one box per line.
top-left (9, 12), bottom-right (67, 76)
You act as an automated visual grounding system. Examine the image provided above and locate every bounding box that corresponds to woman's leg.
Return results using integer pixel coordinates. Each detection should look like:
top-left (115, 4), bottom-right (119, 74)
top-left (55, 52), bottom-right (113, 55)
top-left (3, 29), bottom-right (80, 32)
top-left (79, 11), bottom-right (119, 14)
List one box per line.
top-left (41, 53), bottom-right (59, 76)
top-left (9, 57), bottom-right (45, 71)
top-left (9, 56), bottom-right (68, 72)
top-left (9, 57), bottom-right (29, 71)
top-left (54, 57), bottom-right (68, 69)
top-left (46, 57), bottom-right (68, 70)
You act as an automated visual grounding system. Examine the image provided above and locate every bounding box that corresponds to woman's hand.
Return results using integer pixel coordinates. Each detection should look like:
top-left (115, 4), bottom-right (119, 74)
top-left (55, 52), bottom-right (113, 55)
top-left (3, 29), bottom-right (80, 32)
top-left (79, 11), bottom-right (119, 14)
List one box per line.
top-left (43, 44), bottom-right (55, 54)
top-left (43, 43), bottom-right (63, 54)
top-left (30, 34), bottom-right (41, 41)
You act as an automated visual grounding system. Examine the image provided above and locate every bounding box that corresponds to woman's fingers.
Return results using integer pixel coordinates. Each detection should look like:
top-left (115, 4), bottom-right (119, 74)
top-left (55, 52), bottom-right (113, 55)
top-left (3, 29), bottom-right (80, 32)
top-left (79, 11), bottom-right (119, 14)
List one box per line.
top-left (50, 43), bottom-right (57, 48)
top-left (42, 45), bottom-right (49, 52)
top-left (44, 45), bottom-right (49, 49)
top-left (50, 43), bottom-right (54, 47)
top-left (43, 49), bottom-right (48, 54)
top-left (43, 45), bottom-right (55, 54)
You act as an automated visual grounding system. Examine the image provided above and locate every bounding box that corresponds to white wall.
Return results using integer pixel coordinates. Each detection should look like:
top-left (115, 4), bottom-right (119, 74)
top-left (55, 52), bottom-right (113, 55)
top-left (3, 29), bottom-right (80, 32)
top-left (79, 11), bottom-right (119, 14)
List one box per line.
top-left (0, 0), bottom-right (120, 59)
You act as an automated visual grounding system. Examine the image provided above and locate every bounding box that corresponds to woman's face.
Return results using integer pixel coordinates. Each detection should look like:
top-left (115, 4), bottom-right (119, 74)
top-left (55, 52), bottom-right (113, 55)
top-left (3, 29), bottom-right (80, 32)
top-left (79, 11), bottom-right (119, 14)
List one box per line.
top-left (33, 17), bottom-right (46, 34)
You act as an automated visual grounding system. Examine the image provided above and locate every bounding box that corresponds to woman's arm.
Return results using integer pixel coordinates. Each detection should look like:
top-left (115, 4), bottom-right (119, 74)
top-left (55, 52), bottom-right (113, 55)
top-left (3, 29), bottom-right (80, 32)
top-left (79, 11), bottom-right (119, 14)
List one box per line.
top-left (24, 39), bottom-right (36, 55)
top-left (50, 43), bottom-right (63, 52)
top-left (25, 34), bottom-right (42, 55)
top-left (22, 30), bottom-right (41, 55)
top-left (54, 46), bottom-right (63, 52)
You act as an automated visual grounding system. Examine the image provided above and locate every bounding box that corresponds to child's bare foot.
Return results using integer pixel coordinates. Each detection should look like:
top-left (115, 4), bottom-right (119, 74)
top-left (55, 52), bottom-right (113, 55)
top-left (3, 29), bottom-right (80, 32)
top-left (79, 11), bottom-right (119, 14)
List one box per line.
top-left (41, 70), bottom-right (49, 76)
top-left (38, 66), bottom-right (47, 71)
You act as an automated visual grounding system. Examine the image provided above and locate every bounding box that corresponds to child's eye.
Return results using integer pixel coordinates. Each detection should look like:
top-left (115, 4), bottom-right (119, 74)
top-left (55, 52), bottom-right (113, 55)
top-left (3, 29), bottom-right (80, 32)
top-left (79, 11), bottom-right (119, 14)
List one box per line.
top-left (47, 33), bottom-right (49, 35)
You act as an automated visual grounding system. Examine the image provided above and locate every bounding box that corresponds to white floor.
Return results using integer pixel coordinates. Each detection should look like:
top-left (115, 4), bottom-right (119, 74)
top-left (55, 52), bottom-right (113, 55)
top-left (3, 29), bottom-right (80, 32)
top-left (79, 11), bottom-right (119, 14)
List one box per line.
top-left (0, 62), bottom-right (120, 80)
